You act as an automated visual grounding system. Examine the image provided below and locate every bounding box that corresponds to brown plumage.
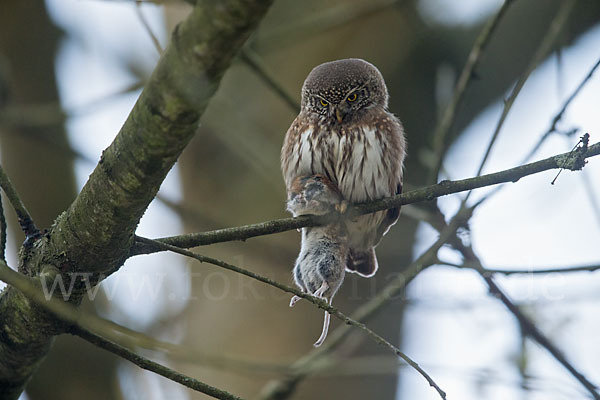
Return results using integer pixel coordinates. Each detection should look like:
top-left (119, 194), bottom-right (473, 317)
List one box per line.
top-left (281, 58), bottom-right (406, 277)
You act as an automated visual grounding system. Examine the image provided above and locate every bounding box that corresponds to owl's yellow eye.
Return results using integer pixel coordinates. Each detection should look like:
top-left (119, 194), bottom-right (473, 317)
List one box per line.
top-left (347, 93), bottom-right (357, 102)
top-left (319, 99), bottom-right (329, 107)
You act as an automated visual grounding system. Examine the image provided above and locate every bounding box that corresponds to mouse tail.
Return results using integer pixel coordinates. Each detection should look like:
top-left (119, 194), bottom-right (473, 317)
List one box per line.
top-left (314, 310), bottom-right (330, 347)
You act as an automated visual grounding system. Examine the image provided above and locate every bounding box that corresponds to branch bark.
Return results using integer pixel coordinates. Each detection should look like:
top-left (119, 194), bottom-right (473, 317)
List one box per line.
top-left (0, 0), bottom-right (273, 397)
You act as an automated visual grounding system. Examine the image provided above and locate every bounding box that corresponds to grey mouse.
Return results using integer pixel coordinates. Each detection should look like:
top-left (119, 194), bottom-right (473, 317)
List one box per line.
top-left (287, 174), bottom-right (348, 347)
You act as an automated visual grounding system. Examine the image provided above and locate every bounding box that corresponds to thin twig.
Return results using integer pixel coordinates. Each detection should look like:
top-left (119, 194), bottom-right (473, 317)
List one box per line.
top-left (409, 196), bottom-right (600, 399)
top-left (523, 55), bottom-right (600, 162)
top-left (0, 260), bottom-right (242, 400)
top-left (257, 206), bottom-right (472, 400)
top-left (71, 327), bottom-right (243, 400)
top-left (135, 0), bottom-right (163, 54)
top-left (0, 193), bottom-right (6, 263)
top-left (439, 260), bottom-right (600, 275)
top-left (472, 0), bottom-right (576, 182)
top-left (476, 55), bottom-right (600, 207)
top-left (239, 48), bottom-right (299, 112)
top-left (435, 224), bottom-right (600, 400)
top-left (429, 0), bottom-right (515, 182)
top-left (469, 256), bottom-right (600, 399)
top-left (136, 237), bottom-right (448, 399)
top-left (131, 141), bottom-right (600, 255)
top-left (0, 82), bottom-right (144, 129)
top-left (256, 0), bottom-right (400, 51)
top-left (0, 164), bottom-right (39, 237)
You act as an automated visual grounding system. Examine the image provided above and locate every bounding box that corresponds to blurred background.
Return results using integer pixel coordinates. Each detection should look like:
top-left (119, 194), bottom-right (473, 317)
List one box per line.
top-left (1, 0), bottom-right (600, 399)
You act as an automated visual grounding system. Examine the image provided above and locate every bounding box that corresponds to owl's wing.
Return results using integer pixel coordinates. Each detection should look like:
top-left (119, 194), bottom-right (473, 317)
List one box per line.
top-left (280, 116), bottom-right (303, 192)
top-left (345, 182), bottom-right (401, 278)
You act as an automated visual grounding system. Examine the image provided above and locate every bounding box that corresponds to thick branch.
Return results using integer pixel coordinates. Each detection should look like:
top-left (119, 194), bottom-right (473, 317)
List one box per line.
top-left (0, 0), bottom-right (273, 397)
top-left (41, 0), bottom-right (273, 279)
top-left (132, 141), bottom-right (600, 255)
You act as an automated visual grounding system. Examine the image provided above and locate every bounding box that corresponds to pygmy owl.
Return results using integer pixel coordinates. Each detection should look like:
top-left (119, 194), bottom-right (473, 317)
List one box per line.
top-left (281, 58), bottom-right (406, 277)
top-left (287, 174), bottom-right (348, 347)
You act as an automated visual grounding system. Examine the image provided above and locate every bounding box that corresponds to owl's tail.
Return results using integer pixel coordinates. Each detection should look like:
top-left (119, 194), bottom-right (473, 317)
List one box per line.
top-left (346, 248), bottom-right (378, 277)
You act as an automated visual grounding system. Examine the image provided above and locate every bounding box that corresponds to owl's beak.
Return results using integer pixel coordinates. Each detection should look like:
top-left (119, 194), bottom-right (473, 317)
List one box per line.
top-left (335, 108), bottom-right (343, 123)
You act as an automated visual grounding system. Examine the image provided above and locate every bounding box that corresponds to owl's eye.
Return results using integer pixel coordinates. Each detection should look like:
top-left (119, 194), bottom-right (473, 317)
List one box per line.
top-left (319, 99), bottom-right (329, 107)
top-left (346, 93), bottom-right (358, 102)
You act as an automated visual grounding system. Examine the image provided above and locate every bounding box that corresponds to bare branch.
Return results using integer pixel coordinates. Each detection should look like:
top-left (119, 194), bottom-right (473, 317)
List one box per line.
top-left (467, 253), bottom-right (600, 399)
top-left (429, 0), bottom-right (515, 182)
top-left (0, 192), bottom-right (6, 263)
top-left (525, 55), bottom-right (600, 161)
top-left (0, 260), bottom-right (243, 399)
top-left (428, 214), bottom-right (600, 400)
top-left (132, 140), bottom-right (600, 255)
top-left (136, 236), bottom-right (448, 399)
top-left (0, 0), bottom-right (275, 396)
top-left (258, 206), bottom-right (473, 400)
top-left (240, 47), bottom-right (299, 112)
top-left (71, 327), bottom-right (243, 400)
top-left (473, 0), bottom-right (576, 179)
top-left (476, 54), bottom-right (600, 207)
top-left (0, 164), bottom-right (39, 238)
top-left (135, 0), bottom-right (164, 54)
top-left (439, 260), bottom-right (600, 275)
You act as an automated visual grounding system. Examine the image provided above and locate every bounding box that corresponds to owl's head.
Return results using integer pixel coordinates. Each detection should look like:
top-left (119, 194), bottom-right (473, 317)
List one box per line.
top-left (301, 58), bottom-right (388, 124)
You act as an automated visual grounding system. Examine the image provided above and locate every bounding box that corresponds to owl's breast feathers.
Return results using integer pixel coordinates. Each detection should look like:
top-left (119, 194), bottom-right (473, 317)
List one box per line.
top-left (282, 109), bottom-right (405, 204)
top-left (282, 108), bottom-right (405, 276)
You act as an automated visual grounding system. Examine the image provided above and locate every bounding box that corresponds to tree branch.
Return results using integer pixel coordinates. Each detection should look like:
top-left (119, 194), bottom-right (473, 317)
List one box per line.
top-left (440, 260), bottom-right (600, 275)
top-left (426, 203), bottom-right (600, 400)
top-left (0, 0), bottom-right (274, 397)
top-left (473, 0), bottom-right (575, 179)
top-left (239, 47), bottom-right (299, 112)
top-left (0, 192), bottom-right (6, 263)
top-left (0, 260), bottom-right (244, 399)
top-left (500, 60), bottom-right (599, 189)
top-left (457, 245), bottom-right (600, 400)
top-left (429, 0), bottom-right (515, 182)
top-left (0, 164), bottom-right (39, 238)
top-left (258, 206), bottom-right (473, 400)
top-left (136, 236), bottom-right (448, 399)
top-left (132, 140), bottom-right (600, 255)
top-left (71, 327), bottom-right (243, 400)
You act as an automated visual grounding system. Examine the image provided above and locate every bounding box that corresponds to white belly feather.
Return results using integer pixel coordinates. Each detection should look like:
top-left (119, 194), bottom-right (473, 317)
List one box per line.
top-left (287, 125), bottom-right (395, 252)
